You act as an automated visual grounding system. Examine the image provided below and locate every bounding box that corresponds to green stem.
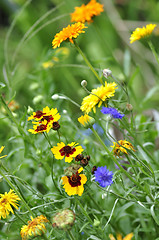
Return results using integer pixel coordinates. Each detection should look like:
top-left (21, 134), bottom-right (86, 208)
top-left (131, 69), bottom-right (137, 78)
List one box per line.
top-left (125, 154), bottom-right (138, 176)
top-left (14, 211), bottom-right (27, 224)
top-left (67, 229), bottom-right (76, 240)
top-left (73, 40), bottom-right (103, 85)
top-left (148, 40), bottom-right (159, 65)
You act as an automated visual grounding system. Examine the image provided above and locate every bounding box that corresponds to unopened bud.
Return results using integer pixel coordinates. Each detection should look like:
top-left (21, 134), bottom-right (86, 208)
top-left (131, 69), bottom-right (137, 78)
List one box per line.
top-left (93, 219), bottom-right (100, 227)
top-left (75, 154), bottom-right (84, 162)
top-left (27, 106), bottom-right (34, 115)
top-left (51, 94), bottom-right (59, 100)
top-left (103, 69), bottom-right (112, 79)
top-left (80, 158), bottom-right (89, 167)
top-left (33, 95), bottom-right (43, 105)
top-left (86, 155), bottom-right (90, 161)
top-left (126, 103), bottom-right (133, 111)
top-left (52, 209), bottom-right (75, 230)
top-left (91, 166), bottom-right (97, 174)
top-left (81, 80), bottom-right (87, 88)
top-left (52, 121), bottom-right (60, 130)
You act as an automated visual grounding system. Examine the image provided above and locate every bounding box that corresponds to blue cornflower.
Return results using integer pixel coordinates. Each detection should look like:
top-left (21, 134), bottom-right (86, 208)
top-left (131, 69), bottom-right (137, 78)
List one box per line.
top-left (94, 166), bottom-right (113, 187)
top-left (101, 107), bottom-right (124, 119)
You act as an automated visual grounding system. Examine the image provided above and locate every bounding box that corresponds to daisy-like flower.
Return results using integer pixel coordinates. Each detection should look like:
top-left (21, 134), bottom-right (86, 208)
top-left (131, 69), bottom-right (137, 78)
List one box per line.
top-left (20, 215), bottom-right (49, 240)
top-left (111, 140), bottom-right (135, 156)
top-left (78, 114), bottom-right (95, 128)
top-left (94, 166), bottom-right (113, 187)
top-left (0, 189), bottom-right (20, 219)
top-left (61, 167), bottom-right (87, 196)
top-left (109, 232), bottom-right (134, 240)
top-left (0, 146), bottom-right (7, 159)
top-left (101, 107), bottom-right (124, 119)
top-left (71, 0), bottom-right (104, 23)
top-left (130, 24), bottom-right (156, 43)
top-left (80, 81), bottom-right (118, 114)
top-left (51, 142), bottom-right (84, 163)
top-left (52, 22), bottom-right (87, 49)
top-left (28, 106), bottom-right (61, 134)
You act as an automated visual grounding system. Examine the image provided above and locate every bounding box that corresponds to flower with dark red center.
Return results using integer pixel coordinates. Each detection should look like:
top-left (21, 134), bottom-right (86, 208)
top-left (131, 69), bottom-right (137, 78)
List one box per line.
top-left (61, 168), bottom-right (87, 196)
top-left (51, 142), bottom-right (84, 163)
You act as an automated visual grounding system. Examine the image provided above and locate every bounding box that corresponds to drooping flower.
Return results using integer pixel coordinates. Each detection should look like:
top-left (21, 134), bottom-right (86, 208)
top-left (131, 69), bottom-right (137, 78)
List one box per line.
top-left (130, 24), bottom-right (156, 43)
top-left (20, 215), bottom-right (49, 240)
top-left (71, 0), bottom-right (104, 23)
top-left (109, 232), bottom-right (134, 240)
top-left (101, 107), bottom-right (124, 119)
top-left (61, 167), bottom-right (87, 196)
top-left (111, 140), bottom-right (135, 156)
top-left (51, 142), bottom-right (84, 163)
top-left (94, 166), bottom-right (113, 187)
top-left (81, 82), bottom-right (117, 114)
top-left (52, 22), bottom-right (87, 49)
top-left (52, 209), bottom-right (75, 230)
top-left (78, 114), bottom-right (95, 128)
top-left (28, 106), bottom-right (61, 134)
top-left (0, 146), bottom-right (7, 159)
top-left (0, 189), bottom-right (20, 219)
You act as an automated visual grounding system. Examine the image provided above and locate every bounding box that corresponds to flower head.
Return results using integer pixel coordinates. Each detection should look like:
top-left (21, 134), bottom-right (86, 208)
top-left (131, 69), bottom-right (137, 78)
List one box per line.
top-left (62, 168), bottom-right (87, 196)
top-left (81, 81), bottom-right (117, 114)
top-left (94, 166), bottom-right (113, 187)
top-left (111, 140), bottom-right (135, 156)
top-left (78, 114), bottom-right (95, 128)
top-left (28, 106), bottom-right (61, 134)
top-left (101, 107), bottom-right (124, 119)
top-left (51, 142), bottom-right (84, 163)
top-left (52, 22), bottom-right (87, 49)
top-left (71, 0), bottom-right (104, 23)
top-left (20, 215), bottom-right (49, 240)
top-left (130, 24), bottom-right (156, 43)
top-left (52, 209), bottom-right (75, 230)
top-left (0, 189), bottom-right (20, 219)
top-left (109, 232), bottom-right (134, 240)
top-left (0, 146), bottom-right (7, 159)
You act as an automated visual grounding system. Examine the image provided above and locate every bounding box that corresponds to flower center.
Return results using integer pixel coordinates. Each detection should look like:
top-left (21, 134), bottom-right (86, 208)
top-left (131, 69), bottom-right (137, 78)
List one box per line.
top-left (59, 145), bottom-right (76, 157)
top-left (41, 115), bottom-right (53, 122)
top-left (36, 124), bottom-right (47, 132)
top-left (35, 110), bottom-right (44, 118)
top-left (68, 172), bottom-right (81, 187)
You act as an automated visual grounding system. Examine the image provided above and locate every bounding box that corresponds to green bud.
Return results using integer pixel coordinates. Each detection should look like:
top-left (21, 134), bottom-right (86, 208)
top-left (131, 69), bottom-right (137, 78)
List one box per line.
top-left (52, 209), bottom-right (75, 230)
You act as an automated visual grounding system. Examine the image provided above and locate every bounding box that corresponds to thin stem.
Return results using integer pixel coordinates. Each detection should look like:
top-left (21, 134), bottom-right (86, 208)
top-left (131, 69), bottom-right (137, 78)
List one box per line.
top-left (148, 40), bottom-right (159, 65)
top-left (14, 211), bottom-right (27, 225)
top-left (67, 229), bottom-right (76, 240)
top-left (73, 40), bottom-right (103, 85)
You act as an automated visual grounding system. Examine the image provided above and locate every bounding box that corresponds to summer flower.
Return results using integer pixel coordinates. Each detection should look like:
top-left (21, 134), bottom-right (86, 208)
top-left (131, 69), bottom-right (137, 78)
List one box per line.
top-left (52, 22), bottom-right (87, 49)
top-left (71, 0), bottom-right (104, 23)
top-left (78, 114), bottom-right (95, 128)
top-left (81, 81), bottom-right (118, 114)
top-left (109, 232), bottom-right (134, 240)
top-left (94, 166), bottom-right (113, 187)
top-left (130, 24), bottom-right (156, 43)
top-left (101, 107), bottom-right (124, 119)
top-left (0, 146), bottom-right (7, 159)
top-left (61, 167), bottom-right (87, 196)
top-left (51, 142), bottom-right (84, 163)
top-left (20, 215), bottom-right (49, 240)
top-left (0, 189), bottom-right (20, 219)
top-left (111, 140), bottom-right (135, 156)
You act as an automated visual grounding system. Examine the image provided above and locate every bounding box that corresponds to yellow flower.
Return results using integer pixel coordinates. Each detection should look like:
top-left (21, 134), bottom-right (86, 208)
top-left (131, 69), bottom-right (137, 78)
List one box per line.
top-left (61, 168), bottom-right (87, 196)
top-left (78, 114), bottom-right (95, 128)
top-left (109, 232), bottom-right (134, 240)
top-left (0, 146), bottom-right (7, 159)
top-left (80, 81), bottom-right (117, 114)
top-left (42, 61), bottom-right (54, 69)
top-left (130, 24), bottom-right (156, 43)
top-left (0, 189), bottom-right (20, 219)
top-left (20, 215), bottom-right (49, 240)
top-left (51, 142), bottom-right (84, 163)
top-left (71, 0), bottom-right (104, 23)
top-left (111, 140), bottom-right (135, 156)
top-left (52, 22), bottom-right (87, 49)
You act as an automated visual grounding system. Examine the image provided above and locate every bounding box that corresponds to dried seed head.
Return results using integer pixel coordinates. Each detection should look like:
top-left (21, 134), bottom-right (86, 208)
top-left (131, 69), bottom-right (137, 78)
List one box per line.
top-left (52, 209), bottom-right (75, 230)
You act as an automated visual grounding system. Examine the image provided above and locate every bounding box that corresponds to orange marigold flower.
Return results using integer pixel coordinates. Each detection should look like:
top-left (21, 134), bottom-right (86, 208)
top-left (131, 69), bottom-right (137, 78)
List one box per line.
top-left (111, 140), bottom-right (135, 156)
top-left (51, 142), bottom-right (84, 163)
top-left (52, 22), bottom-right (87, 49)
top-left (109, 232), bottom-right (134, 240)
top-left (71, 0), bottom-right (104, 23)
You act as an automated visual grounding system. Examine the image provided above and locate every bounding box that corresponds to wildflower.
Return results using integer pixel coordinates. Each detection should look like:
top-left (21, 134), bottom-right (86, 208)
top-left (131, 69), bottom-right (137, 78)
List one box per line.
top-left (78, 114), bottom-right (95, 128)
top-left (94, 166), bottom-right (113, 187)
top-left (61, 167), bottom-right (87, 196)
top-left (52, 209), bottom-right (75, 230)
top-left (42, 61), bottom-right (54, 69)
top-left (20, 215), bottom-right (49, 240)
top-left (52, 22), bottom-right (87, 49)
top-left (101, 107), bottom-right (125, 119)
top-left (130, 24), bottom-right (156, 43)
top-left (109, 232), bottom-right (134, 240)
top-left (51, 142), bottom-right (84, 163)
top-left (81, 81), bottom-right (117, 114)
top-left (0, 189), bottom-right (20, 219)
top-left (71, 0), bottom-right (104, 23)
top-left (111, 140), bottom-right (135, 156)
top-left (0, 146), bottom-right (7, 159)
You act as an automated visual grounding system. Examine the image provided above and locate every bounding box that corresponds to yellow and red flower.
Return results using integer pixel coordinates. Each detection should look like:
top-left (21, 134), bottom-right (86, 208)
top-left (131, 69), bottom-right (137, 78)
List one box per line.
top-left (109, 232), bottom-right (134, 240)
top-left (111, 140), bottom-right (135, 156)
top-left (61, 167), bottom-right (87, 196)
top-left (51, 142), bottom-right (84, 163)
